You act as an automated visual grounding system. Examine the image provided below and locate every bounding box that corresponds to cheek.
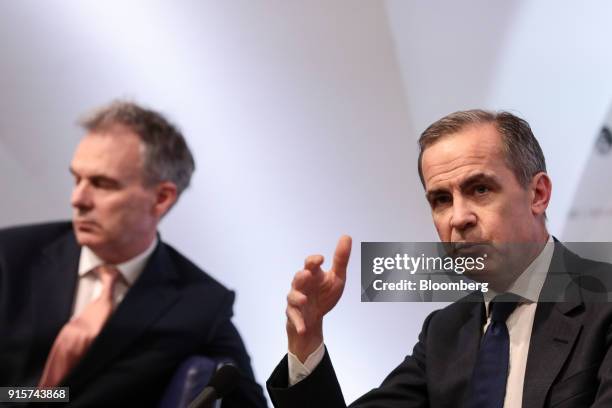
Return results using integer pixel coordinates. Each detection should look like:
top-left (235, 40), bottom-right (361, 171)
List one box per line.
top-left (503, 191), bottom-right (532, 219)
top-left (100, 194), bottom-right (153, 226)
top-left (123, 194), bottom-right (157, 223)
top-left (432, 214), bottom-right (450, 239)
top-left (484, 196), bottom-right (530, 237)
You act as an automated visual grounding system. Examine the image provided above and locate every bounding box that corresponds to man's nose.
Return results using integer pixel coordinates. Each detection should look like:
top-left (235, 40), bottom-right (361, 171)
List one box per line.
top-left (71, 181), bottom-right (93, 211)
top-left (449, 196), bottom-right (476, 232)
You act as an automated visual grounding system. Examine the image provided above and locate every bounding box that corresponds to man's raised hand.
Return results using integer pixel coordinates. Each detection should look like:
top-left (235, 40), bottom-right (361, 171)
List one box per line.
top-left (286, 235), bottom-right (352, 362)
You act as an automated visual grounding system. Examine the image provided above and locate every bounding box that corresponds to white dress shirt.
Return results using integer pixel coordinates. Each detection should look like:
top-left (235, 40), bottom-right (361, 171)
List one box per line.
top-left (288, 236), bottom-right (555, 408)
top-left (71, 238), bottom-right (158, 316)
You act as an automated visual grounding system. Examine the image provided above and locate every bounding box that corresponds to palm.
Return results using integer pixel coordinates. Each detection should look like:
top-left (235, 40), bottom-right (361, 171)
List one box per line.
top-left (305, 265), bottom-right (345, 321)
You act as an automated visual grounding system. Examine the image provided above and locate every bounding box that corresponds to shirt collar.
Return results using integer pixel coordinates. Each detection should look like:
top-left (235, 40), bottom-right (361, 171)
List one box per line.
top-left (78, 237), bottom-right (159, 286)
top-left (484, 235), bottom-right (555, 309)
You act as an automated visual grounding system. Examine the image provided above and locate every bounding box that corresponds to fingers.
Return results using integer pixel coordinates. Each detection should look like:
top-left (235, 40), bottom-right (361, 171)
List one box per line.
top-left (287, 288), bottom-right (307, 307)
top-left (304, 254), bottom-right (324, 272)
top-left (331, 235), bottom-right (352, 281)
top-left (292, 268), bottom-right (318, 292)
top-left (286, 305), bottom-right (306, 334)
top-left (286, 288), bottom-right (308, 333)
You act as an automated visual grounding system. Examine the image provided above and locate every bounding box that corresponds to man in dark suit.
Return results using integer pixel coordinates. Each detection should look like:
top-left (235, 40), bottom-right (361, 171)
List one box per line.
top-left (0, 101), bottom-right (267, 407)
top-left (267, 110), bottom-right (612, 407)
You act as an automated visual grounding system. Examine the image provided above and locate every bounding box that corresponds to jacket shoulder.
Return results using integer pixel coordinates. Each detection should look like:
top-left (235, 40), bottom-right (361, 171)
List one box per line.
top-left (160, 241), bottom-right (233, 297)
top-left (0, 221), bottom-right (73, 255)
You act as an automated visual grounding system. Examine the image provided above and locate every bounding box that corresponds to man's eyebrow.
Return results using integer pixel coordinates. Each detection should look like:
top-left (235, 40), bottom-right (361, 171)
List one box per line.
top-left (459, 173), bottom-right (500, 191)
top-left (91, 174), bottom-right (120, 183)
top-left (425, 188), bottom-right (449, 202)
top-left (425, 173), bottom-right (501, 201)
top-left (68, 168), bottom-right (121, 185)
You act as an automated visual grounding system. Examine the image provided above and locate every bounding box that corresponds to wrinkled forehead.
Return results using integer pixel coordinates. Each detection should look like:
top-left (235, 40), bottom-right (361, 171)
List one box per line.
top-left (421, 124), bottom-right (507, 189)
top-left (71, 129), bottom-right (146, 180)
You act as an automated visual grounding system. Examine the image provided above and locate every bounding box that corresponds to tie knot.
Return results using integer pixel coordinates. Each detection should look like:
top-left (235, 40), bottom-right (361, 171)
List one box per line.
top-left (489, 294), bottom-right (520, 323)
top-left (96, 265), bottom-right (120, 292)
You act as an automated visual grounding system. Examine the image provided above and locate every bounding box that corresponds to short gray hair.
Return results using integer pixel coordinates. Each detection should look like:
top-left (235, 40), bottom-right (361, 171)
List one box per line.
top-left (417, 109), bottom-right (546, 188)
top-left (79, 100), bottom-right (195, 195)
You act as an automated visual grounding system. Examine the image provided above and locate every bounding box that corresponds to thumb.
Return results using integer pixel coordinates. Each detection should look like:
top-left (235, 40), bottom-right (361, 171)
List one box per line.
top-left (331, 235), bottom-right (352, 281)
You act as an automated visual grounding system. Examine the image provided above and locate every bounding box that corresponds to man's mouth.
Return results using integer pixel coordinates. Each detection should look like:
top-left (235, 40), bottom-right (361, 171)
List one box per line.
top-left (74, 220), bottom-right (98, 231)
top-left (450, 242), bottom-right (490, 256)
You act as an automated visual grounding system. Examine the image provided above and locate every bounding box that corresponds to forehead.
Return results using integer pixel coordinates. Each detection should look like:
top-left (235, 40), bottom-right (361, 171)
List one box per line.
top-left (71, 128), bottom-right (145, 179)
top-left (421, 124), bottom-right (510, 190)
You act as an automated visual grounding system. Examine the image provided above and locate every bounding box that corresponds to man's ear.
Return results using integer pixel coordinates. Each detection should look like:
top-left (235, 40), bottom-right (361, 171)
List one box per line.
top-left (530, 172), bottom-right (552, 217)
top-left (153, 181), bottom-right (178, 218)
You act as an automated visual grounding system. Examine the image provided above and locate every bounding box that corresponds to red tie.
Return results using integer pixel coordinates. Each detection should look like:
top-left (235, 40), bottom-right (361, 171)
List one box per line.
top-left (38, 265), bottom-right (120, 387)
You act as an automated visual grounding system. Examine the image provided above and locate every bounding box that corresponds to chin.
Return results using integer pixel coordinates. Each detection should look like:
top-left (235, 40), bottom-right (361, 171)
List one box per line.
top-left (74, 229), bottom-right (104, 248)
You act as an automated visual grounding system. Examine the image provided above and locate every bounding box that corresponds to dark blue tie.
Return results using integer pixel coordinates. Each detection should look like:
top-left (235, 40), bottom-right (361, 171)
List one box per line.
top-left (466, 295), bottom-right (520, 408)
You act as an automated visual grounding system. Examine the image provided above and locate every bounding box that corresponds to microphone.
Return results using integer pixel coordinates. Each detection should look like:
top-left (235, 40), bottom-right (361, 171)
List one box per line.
top-left (187, 364), bottom-right (241, 408)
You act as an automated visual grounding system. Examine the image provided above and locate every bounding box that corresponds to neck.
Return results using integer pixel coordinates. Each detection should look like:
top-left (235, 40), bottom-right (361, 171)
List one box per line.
top-left (91, 232), bottom-right (157, 264)
top-left (489, 231), bottom-right (550, 293)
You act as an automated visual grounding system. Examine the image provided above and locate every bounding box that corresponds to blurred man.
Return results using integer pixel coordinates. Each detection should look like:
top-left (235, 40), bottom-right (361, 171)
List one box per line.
top-left (0, 101), bottom-right (267, 407)
top-left (267, 110), bottom-right (612, 407)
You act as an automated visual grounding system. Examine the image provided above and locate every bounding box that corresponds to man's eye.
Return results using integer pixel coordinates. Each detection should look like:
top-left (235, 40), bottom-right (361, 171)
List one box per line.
top-left (474, 185), bottom-right (489, 194)
top-left (433, 195), bottom-right (451, 206)
top-left (92, 179), bottom-right (117, 189)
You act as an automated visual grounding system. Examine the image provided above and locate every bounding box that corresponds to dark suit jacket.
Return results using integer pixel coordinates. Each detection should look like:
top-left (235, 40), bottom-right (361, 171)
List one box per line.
top-left (0, 222), bottom-right (267, 407)
top-left (267, 242), bottom-right (612, 408)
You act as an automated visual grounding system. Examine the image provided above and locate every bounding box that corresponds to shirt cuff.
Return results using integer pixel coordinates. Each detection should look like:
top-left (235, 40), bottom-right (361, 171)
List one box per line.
top-left (287, 342), bottom-right (325, 386)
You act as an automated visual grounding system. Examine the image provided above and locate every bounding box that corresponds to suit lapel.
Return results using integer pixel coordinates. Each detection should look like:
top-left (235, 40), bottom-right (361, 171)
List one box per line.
top-left (522, 242), bottom-right (584, 408)
top-left (63, 242), bottom-right (181, 388)
top-left (455, 301), bottom-right (486, 398)
top-left (522, 302), bottom-right (583, 407)
top-left (439, 296), bottom-right (485, 406)
top-left (31, 232), bottom-right (80, 372)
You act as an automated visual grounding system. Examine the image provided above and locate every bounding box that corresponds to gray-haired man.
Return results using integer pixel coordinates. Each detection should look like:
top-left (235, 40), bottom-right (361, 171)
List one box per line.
top-left (0, 101), bottom-right (267, 407)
